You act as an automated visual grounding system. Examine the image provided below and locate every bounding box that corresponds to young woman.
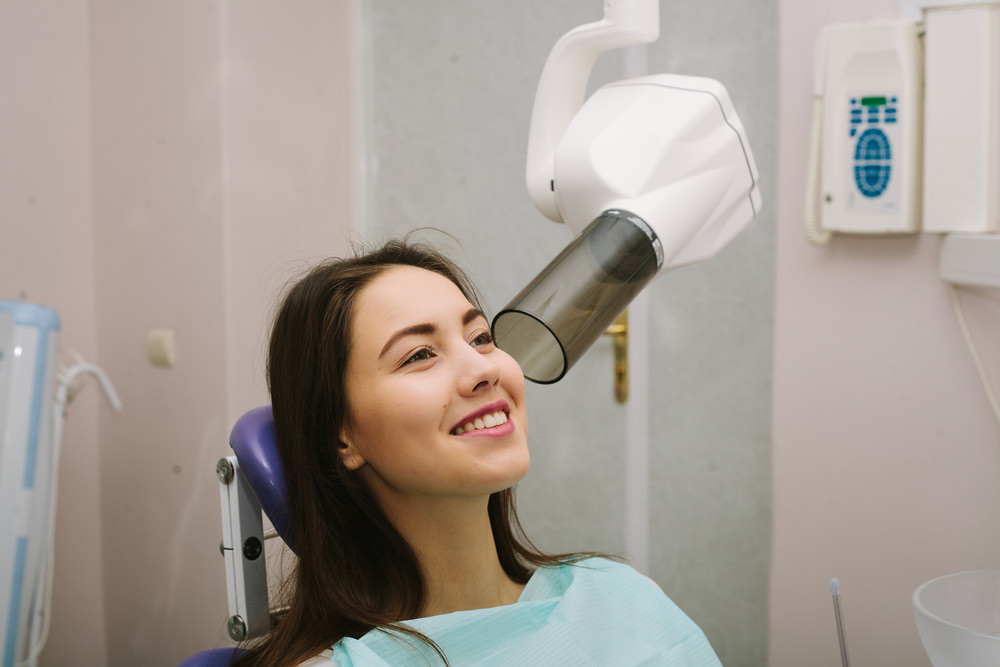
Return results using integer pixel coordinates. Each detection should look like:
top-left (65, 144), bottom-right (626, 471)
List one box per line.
top-left (234, 239), bottom-right (721, 666)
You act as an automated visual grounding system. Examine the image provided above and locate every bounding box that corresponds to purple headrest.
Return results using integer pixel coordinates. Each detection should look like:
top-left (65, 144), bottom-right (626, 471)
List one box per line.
top-left (177, 647), bottom-right (246, 667)
top-left (229, 406), bottom-right (295, 552)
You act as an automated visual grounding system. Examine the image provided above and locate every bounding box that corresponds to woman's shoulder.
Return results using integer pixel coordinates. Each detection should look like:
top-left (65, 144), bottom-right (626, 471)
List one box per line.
top-left (296, 648), bottom-right (336, 666)
top-left (569, 555), bottom-right (638, 572)
top-left (524, 555), bottom-right (667, 608)
top-left (536, 557), bottom-right (723, 665)
top-left (559, 555), bottom-right (659, 588)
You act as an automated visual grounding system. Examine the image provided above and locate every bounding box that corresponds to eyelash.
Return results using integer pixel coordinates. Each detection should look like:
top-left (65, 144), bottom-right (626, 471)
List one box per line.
top-left (403, 347), bottom-right (435, 366)
top-left (400, 330), bottom-right (494, 367)
top-left (471, 330), bottom-right (494, 347)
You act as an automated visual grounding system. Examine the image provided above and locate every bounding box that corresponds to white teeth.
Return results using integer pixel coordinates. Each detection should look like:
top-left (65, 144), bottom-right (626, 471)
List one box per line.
top-left (453, 410), bottom-right (508, 435)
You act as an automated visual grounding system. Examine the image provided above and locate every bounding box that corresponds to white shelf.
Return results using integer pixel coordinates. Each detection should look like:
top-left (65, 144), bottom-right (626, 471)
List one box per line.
top-left (940, 234), bottom-right (1000, 289)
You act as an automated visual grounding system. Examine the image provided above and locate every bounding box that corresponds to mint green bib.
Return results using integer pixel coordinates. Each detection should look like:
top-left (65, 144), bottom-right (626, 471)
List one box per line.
top-left (325, 557), bottom-right (722, 666)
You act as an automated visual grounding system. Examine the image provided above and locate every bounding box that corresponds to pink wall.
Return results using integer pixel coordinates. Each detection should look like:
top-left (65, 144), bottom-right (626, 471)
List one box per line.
top-left (91, 2), bottom-right (355, 663)
top-left (3, 1), bottom-right (354, 664)
top-left (0, 1), bottom-right (109, 664)
top-left (772, 1), bottom-right (1000, 665)
top-left (91, 2), bottom-right (232, 660)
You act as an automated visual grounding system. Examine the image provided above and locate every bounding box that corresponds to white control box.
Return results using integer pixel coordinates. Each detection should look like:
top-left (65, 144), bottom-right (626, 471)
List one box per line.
top-left (815, 21), bottom-right (924, 234)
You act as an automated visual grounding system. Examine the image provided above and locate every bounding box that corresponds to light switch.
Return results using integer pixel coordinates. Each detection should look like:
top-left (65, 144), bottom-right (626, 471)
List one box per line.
top-left (147, 328), bottom-right (176, 368)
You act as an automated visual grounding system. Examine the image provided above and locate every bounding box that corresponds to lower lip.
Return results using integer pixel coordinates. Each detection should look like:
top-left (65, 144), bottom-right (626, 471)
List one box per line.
top-left (453, 419), bottom-right (515, 438)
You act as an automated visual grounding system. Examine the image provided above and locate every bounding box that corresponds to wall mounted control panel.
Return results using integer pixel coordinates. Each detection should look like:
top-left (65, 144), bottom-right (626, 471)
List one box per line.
top-left (811, 21), bottom-right (923, 234)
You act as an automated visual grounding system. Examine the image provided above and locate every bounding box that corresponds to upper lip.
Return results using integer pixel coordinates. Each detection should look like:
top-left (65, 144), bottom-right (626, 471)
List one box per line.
top-left (451, 399), bottom-right (510, 432)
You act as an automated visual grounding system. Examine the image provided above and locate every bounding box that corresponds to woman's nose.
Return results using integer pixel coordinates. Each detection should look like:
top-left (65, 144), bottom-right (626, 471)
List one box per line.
top-left (459, 348), bottom-right (500, 394)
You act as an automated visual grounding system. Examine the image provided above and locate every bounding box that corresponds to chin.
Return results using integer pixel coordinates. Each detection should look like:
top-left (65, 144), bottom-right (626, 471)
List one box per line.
top-left (507, 453), bottom-right (531, 487)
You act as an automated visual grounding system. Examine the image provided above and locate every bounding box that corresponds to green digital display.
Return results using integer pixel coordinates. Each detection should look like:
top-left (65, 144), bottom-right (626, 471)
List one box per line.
top-left (861, 96), bottom-right (888, 107)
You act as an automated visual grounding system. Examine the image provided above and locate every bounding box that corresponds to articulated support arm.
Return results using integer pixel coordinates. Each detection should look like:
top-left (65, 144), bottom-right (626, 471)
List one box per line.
top-left (525, 0), bottom-right (659, 222)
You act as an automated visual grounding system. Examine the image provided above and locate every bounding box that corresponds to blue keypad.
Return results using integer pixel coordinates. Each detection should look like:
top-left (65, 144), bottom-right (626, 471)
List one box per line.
top-left (848, 96), bottom-right (895, 199)
top-left (853, 128), bottom-right (892, 197)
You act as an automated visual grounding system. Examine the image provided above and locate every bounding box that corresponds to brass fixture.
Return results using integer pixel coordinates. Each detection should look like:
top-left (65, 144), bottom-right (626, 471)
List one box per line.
top-left (603, 310), bottom-right (628, 403)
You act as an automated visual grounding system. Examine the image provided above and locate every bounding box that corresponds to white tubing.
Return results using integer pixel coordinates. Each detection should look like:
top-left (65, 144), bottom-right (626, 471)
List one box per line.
top-left (16, 360), bottom-right (120, 667)
top-left (948, 285), bottom-right (1000, 428)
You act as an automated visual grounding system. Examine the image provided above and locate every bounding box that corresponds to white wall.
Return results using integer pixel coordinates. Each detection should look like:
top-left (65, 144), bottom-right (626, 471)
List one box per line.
top-left (771, 1), bottom-right (1000, 665)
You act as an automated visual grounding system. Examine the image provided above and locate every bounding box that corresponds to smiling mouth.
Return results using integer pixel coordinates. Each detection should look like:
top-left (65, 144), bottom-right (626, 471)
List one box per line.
top-left (450, 410), bottom-right (509, 435)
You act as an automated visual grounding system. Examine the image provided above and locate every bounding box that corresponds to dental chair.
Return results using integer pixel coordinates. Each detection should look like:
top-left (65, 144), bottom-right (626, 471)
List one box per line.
top-left (179, 406), bottom-right (290, 667)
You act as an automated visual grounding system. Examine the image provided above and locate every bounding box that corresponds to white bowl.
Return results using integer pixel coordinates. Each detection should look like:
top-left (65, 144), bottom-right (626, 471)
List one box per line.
top-left (913, 569), bottom-right (1000, 667)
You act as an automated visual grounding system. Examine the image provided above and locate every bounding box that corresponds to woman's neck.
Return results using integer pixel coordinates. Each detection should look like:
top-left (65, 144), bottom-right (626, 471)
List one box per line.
top-left (381, 495), bottom-right (525, 617)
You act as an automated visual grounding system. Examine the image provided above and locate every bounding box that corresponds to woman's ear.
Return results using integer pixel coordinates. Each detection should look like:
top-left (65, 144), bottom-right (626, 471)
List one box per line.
top-left (338, 431), bottom-right (366, 471)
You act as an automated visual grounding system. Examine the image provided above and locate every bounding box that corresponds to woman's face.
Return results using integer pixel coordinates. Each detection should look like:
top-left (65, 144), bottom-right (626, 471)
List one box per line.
top-left (340, 265), bottom-right (529, 507)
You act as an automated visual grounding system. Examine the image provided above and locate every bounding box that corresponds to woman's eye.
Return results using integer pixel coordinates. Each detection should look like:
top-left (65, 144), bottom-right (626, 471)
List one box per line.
top-left (403, 347), bottom-right (434, 366)
top-left (470, 330), bottom-right (494, 347)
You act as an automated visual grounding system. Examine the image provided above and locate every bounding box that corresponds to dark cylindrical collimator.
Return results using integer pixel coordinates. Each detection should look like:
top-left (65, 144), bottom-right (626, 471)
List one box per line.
top-left (492, 209), bottom-right (662, 383)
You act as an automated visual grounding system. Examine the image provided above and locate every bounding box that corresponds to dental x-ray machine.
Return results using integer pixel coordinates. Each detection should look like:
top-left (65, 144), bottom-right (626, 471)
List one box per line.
top-left (206, 0), bottom-right (761, 654)
top-left (493, 0), bottom-right (761, 382)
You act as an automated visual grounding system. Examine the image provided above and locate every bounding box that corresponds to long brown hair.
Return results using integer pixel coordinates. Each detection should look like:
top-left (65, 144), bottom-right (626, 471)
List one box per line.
top-left (234, 239), bottom-right (573, 667)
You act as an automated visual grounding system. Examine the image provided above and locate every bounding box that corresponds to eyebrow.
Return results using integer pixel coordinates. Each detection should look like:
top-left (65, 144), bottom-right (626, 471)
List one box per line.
top-left (378, 308), bottom-right (486, 359)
